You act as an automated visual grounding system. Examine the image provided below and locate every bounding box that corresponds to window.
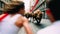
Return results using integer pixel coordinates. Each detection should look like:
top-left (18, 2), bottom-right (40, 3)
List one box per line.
top-left (0, 2), bottom-right (1, 8)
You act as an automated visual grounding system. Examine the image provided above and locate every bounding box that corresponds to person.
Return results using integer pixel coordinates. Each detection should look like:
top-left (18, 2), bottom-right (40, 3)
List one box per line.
top-left (0, 1), bottom-right (33, 34)
top-left (35, 9), bottom-right (42, 25)
top-left (24, 12), bottom-right (32, 19)
top-left (33, 9), bottom-right (42, 25)
top-left (37, 0), bottom-right (60, 34)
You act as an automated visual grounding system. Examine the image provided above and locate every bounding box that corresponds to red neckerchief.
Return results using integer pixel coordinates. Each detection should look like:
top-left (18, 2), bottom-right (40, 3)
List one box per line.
top-left (46, 9), bottom-right (52, 15)
top-left (46, 9), bottom-right (55, 22)
top-left (0, 13), bottom-right (8, 22)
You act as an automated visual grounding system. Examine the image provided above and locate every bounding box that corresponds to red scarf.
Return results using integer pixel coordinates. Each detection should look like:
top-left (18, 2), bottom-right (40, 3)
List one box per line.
top-left (0, 13), bottom-right (8, 22)
top-left (46, 9), bottom-right (52, 15)
top-left (46, 9), bottom-right (55, 22)
top-left (46, 9), bottom-right (54, 16)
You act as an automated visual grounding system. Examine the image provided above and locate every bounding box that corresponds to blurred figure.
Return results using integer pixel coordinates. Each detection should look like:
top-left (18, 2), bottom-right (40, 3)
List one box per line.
top-left (24, 12), bottom-right (32, 19)
top-left (0, 1), bottom-right (33, 34)
top-left (37, 0), bottom-right (60, 34)
top-left (33, 9), bottom-right (43, 25)
top-left (24, 9), bottom-right (43, 25)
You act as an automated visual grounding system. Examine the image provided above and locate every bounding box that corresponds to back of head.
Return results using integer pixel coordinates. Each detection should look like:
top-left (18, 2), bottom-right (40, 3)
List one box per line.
top-left (47, 0), bottom-right (60, 21)
top-left (3, 1), bottom-right (25, 14)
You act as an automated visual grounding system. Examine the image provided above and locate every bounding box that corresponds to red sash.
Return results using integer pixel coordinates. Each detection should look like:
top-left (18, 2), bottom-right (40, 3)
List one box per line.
top-left (0, 13), bottom-right (8, 22)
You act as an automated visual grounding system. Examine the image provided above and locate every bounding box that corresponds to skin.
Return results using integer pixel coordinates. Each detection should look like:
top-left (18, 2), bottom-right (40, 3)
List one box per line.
top-left (0, 8), bottom-right (33, 34)
top-left (16, 9), bottom-right (33, 34)
top-left (15, 16), bottom-right (33, 34)
top-left (0, 14), bottom-right (5, 18)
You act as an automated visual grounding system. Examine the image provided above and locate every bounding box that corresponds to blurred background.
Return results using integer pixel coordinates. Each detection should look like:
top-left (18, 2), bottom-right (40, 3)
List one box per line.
top-left (0, 0), bottom-right (51, 34)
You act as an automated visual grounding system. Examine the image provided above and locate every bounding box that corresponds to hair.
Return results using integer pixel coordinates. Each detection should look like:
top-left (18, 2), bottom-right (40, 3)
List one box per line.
top-left (4, 1), bottom-right (25, 14)
top-left (47, 0), bottom-right (60, 20)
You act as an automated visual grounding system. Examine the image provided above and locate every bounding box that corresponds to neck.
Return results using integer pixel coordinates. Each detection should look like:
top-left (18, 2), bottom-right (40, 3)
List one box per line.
top-left (10, 14), bottom-right (17, 17)
top-left (0, 14), bottom-right (6, 18)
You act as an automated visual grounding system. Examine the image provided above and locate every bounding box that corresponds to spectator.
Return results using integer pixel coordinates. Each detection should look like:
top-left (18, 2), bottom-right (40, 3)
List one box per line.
top-left (37, 0), bottom-right (60, 34)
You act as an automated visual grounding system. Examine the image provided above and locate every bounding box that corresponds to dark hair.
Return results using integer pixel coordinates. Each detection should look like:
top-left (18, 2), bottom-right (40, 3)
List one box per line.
top-left (47, 0), bottom-right (60, 20)
top-left (4, 1), bottom-right (25, 14)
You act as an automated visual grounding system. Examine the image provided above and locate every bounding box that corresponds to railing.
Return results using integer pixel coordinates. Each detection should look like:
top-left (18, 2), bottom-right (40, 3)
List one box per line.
top-left (30, 0), bottom-right (46, 19)
top-left (34, 0), bottom-right (45, 11)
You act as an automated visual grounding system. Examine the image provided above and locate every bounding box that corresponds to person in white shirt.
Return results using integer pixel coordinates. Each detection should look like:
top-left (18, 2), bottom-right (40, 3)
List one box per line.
top-left (37, 0), bottom-right (60, 34)
top-left (0, 1), bottom-right (33, 34)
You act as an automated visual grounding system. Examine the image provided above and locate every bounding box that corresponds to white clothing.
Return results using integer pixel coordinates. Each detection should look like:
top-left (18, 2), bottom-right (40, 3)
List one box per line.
top-left (0, 14), bottom-right (21, 34)
top-left (37, 20), bottom-right (60, 34)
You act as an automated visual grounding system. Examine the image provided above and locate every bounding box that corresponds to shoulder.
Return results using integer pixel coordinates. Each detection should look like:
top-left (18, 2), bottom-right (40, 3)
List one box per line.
top-left (15, 15), bottom-right (28, 27)
top-left (0, 14), bottom-right (5, 16)
top-left (18, 15), bottom-right (28, 20)
top-left (16, 15), bottom-right (28, 23)
top-left (37, 25), bottom-right (57, 34)
top-left (0, 14), bottom-right (6, 17)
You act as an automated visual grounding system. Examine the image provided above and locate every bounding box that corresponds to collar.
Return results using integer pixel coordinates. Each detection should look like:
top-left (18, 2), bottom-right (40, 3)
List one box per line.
top-left (53, 20), bottom-right (60, 25)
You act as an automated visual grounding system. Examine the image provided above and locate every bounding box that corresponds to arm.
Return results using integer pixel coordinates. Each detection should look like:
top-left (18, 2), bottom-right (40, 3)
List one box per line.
top-left (23, 17), bottom-right (33, 34)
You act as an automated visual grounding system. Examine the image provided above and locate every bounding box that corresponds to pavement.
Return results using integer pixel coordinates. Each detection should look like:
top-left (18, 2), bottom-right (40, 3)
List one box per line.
top-left (18, 19), bottom-right (52, 34)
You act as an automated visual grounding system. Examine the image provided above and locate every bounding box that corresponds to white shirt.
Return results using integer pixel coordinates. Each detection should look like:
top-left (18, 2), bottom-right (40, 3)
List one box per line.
top-left (0, 14), bottom-right (21, 34)
top-left (37, 20), bottom-right (60, 34)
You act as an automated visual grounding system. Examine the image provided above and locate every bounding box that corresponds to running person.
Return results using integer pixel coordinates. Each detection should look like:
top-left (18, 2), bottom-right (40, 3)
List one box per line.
top-left (0, 1), bottom-right (33, 34)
